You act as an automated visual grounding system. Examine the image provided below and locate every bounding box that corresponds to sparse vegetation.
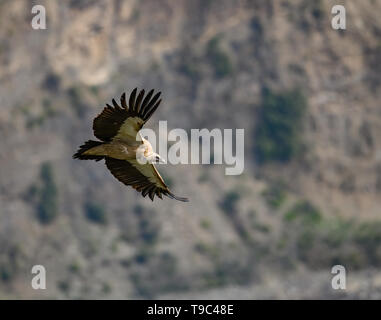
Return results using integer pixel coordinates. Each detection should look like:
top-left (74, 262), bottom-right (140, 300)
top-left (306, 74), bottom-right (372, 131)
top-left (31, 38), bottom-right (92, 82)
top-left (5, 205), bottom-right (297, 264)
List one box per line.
top-left (262, 183), bottom-right (287, 209)
top-left (69, 0), bottom-right (93, 10)
top-left (197, 171), bottom-right (209, 184)
top-left (206, 36), bottom-right (233, 78)
top-left (68, 260), bottom-right (81, 274)
top-left (133, 204), bottom-right (144, 216)
top-left (250, 17), bottom-right (263, 37)
top-left (131, 251), bottom-right (186, 298)
top-left (197, 242), bottom-right (255, 289)
top-left (23, 97), bottom-right (57, 129)
top-left (101, 282), bottom-right (112, 295)
top-left (311, 0), bottom-right (325, 21)
top-left (67, 86), bottom-right (87, 117)
top-left (297, 0), bottom-right (325, 31)
top-left (200, 218), bottom-right (211, 230)
top-left (284, 200), bottom-right (322, 226)
top-left (255, 88), bottom-right (307, 164)
top-left (36, 162), bottom-right (59, 224)
top-left (294, 218), bottom-right (381, 269)
top-left (0, 244), bottom-right (24, 284)
top-left (252, 221), bottom-right (271, 233)
top-left (85, 202), bottom-right (107, 225)
top-left (134, 246), bottom-right (152, 265)
top-left (139, 217), bottom-right (159, 246)
top-left (365, 43), bottom-right (381, 90)
top-left (219, 190), bottom-right (240, 215)
top-left (132, 205), bottom-right (160, 246)
top-left (280, 199), bottom-right (381, 270)
top-left (210, 258), bottom-right (252, 288)
top-left (43, 72), bottom-right (61, 92)
top-left (57, 280), bottom-right (70, 294)
top-left (179, 47), bottom-right (201, 81)
top-left (89, 85), bottom-right (100, 96)
top-left (0, 265), bottom-right (12, 283)
top-left (194, 242), bottom-right (219, 259)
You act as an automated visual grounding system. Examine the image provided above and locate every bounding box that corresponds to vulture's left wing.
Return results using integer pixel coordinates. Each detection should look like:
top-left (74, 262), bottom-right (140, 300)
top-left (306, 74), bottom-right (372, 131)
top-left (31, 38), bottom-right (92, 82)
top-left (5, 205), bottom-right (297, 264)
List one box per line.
top-left (105, 158), bottom-right (189, 202)
top-left (93, 88), bottom-right (161, 142)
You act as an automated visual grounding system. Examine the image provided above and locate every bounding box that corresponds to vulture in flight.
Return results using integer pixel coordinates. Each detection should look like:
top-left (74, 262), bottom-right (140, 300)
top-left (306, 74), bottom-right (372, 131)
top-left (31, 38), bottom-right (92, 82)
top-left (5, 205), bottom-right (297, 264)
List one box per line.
top-left (73, 88), bottom-right (188, 202)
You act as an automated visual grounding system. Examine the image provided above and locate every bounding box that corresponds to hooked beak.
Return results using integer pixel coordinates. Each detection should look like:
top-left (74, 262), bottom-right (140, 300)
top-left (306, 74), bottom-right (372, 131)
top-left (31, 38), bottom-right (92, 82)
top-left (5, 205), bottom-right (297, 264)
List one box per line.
top-left (155, 155), bottom-right (166, 164)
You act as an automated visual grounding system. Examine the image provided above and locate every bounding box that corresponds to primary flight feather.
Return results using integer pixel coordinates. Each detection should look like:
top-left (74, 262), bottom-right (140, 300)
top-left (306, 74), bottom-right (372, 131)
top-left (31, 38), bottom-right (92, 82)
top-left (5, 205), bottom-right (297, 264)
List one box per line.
top-left (73, 88), bottom-right (188, 202)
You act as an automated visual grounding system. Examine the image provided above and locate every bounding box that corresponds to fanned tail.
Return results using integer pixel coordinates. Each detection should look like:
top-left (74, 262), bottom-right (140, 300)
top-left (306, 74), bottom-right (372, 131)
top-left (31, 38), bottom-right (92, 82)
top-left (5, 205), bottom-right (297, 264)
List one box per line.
top-left (73, 140), bottom-right (105, 161)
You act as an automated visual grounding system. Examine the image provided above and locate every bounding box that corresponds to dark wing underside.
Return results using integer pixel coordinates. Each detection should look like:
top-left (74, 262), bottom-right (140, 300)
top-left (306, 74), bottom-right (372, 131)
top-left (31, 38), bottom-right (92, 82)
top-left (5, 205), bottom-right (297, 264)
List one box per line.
top-left (105, 158), bottom-right (188, 202)
top-left (93, 88), bottom-right (162, 142)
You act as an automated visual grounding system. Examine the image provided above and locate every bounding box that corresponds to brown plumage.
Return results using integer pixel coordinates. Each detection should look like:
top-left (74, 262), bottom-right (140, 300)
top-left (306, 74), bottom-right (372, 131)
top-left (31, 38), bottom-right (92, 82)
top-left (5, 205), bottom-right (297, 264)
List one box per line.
top-left (73, 88), bottom-right (188, 202)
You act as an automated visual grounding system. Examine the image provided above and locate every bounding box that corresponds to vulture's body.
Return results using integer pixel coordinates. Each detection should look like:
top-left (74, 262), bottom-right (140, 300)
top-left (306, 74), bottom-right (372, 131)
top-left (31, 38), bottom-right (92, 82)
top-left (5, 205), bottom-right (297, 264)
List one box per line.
top-left (73, 88), bottom-right (188, 202)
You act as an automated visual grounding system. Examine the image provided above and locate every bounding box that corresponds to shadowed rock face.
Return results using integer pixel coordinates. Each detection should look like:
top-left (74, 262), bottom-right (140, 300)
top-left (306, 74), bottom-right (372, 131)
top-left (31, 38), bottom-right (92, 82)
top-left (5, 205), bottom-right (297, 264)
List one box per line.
top-left (0, 0), bottom-right (381, 299)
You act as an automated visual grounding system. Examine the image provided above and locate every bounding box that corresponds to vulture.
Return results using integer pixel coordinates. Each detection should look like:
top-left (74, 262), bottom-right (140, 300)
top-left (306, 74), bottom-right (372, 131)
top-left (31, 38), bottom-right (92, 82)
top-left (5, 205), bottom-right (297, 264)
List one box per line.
top-left (73, 88), bottom-right (188, 202)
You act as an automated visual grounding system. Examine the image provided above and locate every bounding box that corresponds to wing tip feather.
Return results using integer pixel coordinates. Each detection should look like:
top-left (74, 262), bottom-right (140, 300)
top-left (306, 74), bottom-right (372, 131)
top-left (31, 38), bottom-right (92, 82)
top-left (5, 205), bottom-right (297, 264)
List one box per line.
top-left (167, 191), bottom-right (189, 202)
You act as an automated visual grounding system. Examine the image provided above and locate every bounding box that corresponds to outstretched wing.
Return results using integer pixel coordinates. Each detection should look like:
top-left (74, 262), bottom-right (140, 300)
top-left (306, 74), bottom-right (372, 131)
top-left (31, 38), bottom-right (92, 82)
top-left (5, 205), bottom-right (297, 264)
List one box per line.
top-left (105, 158), bottom-right (189, 202)
top-left (93, 88), bottom-right (161, 142)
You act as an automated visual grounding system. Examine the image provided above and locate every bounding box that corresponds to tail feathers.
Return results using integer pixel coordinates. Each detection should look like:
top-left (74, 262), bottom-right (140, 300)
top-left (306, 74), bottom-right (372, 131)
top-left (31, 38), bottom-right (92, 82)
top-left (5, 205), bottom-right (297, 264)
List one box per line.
top-left (73, 140), bottom-right (104, 161)
top-left (167, 191), bottom-right (189, 202)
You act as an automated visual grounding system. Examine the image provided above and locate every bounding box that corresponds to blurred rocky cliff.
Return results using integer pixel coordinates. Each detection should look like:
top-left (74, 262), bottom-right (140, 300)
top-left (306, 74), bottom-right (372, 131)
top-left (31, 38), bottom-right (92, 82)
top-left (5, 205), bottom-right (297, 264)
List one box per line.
top-left (0, 0), bottom-right (381, 299)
